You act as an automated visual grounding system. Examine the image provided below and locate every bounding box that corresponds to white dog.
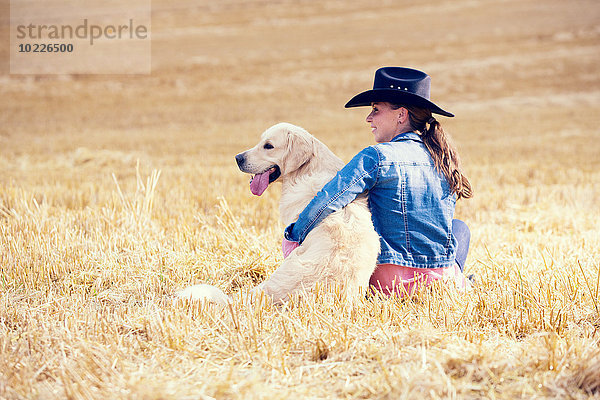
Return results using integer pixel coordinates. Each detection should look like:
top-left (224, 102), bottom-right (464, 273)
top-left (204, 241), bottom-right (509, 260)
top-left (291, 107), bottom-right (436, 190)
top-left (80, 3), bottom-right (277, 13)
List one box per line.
top-left (176, 123), bottom-right (380, 304)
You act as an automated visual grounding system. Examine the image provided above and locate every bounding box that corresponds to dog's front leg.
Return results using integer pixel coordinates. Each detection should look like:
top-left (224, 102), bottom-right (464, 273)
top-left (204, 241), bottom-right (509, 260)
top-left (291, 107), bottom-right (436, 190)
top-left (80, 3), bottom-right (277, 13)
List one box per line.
top-left (175, 284), bottom-right (230, 305)
top-left (250, 247), bottom-right (322, 304)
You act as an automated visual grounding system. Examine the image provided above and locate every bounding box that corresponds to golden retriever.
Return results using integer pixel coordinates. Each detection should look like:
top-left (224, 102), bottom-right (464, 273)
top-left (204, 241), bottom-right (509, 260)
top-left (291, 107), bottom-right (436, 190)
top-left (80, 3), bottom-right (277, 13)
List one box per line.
top-left (176, 123), bottom-right (380, 304)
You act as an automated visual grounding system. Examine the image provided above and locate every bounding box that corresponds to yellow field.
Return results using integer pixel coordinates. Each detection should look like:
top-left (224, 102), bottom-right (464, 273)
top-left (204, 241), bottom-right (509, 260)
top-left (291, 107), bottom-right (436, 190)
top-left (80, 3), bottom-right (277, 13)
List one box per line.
top-left (1, 0), bottom-right (600, 398)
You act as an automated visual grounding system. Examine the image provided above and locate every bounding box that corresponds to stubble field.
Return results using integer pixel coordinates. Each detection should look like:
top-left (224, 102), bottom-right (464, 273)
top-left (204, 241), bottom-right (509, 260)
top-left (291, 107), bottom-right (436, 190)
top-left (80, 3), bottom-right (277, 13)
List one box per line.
top-left (1, 0), bottom-right (600, 398)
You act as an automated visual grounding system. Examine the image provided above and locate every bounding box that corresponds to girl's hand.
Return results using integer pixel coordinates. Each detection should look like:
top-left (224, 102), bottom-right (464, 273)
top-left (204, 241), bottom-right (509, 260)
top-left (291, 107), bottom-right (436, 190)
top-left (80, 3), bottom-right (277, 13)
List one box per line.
top-left (282, 238), bottom-right (300, 258)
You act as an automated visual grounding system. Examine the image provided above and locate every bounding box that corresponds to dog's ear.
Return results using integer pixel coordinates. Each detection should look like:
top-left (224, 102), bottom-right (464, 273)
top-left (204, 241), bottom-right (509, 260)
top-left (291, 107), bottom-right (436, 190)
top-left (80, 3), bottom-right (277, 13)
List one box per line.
top-left (282, 130), bottom-right (314, 174)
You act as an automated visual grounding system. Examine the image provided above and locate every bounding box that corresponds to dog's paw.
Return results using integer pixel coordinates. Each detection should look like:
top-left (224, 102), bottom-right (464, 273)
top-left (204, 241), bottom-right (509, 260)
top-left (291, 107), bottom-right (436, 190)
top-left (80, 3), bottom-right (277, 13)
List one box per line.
top-left (174, 284), bottom-right (230, 305)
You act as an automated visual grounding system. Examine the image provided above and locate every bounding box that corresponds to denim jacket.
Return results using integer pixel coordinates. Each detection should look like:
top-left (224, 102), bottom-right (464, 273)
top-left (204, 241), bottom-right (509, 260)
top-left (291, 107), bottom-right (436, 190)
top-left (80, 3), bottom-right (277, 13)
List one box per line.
top-left (284, 131), bottom-right (457, 268)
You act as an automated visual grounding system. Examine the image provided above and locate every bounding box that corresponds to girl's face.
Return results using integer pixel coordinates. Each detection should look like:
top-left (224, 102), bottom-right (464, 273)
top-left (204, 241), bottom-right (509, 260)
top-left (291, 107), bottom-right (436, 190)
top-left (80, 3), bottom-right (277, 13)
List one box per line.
top-left (365, 102), bottom-right (407, 143)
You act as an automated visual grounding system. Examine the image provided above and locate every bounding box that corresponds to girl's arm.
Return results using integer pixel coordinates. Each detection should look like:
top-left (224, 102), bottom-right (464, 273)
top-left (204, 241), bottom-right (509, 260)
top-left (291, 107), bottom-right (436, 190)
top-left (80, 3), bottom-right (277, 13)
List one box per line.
top-left (284, 146), bottom-right (380, 244)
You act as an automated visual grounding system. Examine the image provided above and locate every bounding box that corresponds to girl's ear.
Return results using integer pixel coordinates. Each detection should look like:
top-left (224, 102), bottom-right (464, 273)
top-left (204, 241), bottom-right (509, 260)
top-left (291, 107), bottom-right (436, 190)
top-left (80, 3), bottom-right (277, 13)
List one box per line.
top-left (398, 107), bottom-right (408, 123)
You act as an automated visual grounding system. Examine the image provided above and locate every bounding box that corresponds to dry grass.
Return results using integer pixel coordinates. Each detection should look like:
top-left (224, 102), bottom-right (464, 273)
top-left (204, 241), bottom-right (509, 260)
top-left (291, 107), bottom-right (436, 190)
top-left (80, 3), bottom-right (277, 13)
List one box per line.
top-left (1, 0), bottom-right (600, 398)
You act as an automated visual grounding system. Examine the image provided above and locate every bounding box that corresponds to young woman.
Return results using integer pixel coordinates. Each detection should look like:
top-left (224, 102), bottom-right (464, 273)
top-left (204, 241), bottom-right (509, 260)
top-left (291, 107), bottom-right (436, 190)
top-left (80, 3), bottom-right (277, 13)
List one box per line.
top-left (283, 67), bottom-right (473, 296)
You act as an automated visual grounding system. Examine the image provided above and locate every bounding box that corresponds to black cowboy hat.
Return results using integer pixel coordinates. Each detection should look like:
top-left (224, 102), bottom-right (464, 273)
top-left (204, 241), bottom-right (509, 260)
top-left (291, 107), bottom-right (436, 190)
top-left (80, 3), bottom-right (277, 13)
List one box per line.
top-left (345, 67), bottom-right (454, 117)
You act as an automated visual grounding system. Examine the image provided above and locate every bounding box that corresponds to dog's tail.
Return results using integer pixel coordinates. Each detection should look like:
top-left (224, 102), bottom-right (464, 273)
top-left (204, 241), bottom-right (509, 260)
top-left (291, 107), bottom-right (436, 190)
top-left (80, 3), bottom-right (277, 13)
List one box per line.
top-left (174, 284), bottom-right (230, 305)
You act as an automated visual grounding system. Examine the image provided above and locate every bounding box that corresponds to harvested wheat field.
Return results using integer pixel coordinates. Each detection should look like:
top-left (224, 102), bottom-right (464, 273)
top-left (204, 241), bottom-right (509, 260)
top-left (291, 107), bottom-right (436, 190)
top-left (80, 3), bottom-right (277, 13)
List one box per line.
top-left (1, 0), bottom-right (600, 398)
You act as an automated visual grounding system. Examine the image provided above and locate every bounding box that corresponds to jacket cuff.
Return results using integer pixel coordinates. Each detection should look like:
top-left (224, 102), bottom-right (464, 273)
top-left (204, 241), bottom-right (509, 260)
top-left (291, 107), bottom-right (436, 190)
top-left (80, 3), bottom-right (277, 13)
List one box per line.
top-left (283, 223), bottom-right (299, 243)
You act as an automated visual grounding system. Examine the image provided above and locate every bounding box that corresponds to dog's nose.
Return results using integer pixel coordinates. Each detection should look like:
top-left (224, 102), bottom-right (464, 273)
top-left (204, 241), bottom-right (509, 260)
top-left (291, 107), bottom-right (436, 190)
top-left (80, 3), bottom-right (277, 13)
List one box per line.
top-left (235, 153), bottom-right (245, 168)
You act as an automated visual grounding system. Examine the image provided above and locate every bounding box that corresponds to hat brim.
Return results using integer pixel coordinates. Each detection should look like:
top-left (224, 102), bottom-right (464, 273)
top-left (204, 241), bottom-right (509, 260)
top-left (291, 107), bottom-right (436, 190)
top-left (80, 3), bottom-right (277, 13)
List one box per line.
top-left (344, 89), bottom-right (454, 117)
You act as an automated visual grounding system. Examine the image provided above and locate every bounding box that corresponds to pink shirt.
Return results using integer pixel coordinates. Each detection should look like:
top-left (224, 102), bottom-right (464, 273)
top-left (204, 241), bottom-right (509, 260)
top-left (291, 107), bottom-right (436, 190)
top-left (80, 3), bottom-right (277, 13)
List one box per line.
top-left (369, 263), bottom-right (468, 297)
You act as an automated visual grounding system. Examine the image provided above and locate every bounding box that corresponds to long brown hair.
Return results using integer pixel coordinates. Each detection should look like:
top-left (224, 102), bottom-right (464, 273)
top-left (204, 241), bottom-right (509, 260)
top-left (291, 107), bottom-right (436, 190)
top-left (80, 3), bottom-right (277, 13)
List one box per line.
top-left (391, 104), bottom-right (473, 200)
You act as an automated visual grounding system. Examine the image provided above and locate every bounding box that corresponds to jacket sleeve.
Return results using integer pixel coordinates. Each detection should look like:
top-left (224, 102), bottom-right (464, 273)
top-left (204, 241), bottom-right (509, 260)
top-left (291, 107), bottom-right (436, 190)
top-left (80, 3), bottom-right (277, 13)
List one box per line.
top-left (283, 146), bottom-right (380, 244)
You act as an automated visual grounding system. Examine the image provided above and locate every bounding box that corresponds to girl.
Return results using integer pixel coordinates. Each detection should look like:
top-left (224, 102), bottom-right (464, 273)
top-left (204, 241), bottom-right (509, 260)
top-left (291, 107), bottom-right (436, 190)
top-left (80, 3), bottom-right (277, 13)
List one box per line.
top-left (283, 67), bottom-right (472, 296)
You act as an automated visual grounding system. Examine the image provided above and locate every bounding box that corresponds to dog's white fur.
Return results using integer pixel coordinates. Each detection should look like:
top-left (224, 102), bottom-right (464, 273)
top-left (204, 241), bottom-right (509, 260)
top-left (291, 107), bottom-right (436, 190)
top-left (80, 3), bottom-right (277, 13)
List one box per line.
top-left (176, 123), bottom-right (380, 304)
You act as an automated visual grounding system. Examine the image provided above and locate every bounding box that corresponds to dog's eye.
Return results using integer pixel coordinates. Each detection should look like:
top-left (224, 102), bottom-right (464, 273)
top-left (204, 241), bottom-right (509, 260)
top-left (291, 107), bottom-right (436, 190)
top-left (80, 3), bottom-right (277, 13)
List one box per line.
top-left (263, 143), bottom-right (274, 150)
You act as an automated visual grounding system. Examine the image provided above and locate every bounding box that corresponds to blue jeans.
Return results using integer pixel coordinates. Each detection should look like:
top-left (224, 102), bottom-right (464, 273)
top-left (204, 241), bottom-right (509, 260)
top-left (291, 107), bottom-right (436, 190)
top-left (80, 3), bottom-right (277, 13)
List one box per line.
top-left (452, 219), bottom-right (471, 272)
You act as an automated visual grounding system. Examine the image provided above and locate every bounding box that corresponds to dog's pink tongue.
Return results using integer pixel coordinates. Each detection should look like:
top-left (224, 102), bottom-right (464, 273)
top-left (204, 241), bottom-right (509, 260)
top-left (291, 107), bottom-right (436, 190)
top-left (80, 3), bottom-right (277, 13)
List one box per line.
top-left (250, 171), bottom-right (271, 196)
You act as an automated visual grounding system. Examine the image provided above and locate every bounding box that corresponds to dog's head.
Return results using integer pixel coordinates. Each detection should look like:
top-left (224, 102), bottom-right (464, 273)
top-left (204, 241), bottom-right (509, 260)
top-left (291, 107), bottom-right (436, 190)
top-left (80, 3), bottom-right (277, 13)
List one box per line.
top-left (235, 123), bottom-right (316, 196)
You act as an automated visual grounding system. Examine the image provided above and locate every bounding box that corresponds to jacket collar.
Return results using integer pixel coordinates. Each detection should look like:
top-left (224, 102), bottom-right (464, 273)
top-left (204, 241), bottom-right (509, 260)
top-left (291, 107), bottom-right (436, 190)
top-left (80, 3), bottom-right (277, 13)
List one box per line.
top-left (390, 131), bottom-right (423, 143)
